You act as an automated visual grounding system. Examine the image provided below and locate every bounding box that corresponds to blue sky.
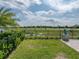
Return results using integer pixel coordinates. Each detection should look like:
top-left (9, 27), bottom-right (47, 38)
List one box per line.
top-left (0, 0), bottom-right (79, 26)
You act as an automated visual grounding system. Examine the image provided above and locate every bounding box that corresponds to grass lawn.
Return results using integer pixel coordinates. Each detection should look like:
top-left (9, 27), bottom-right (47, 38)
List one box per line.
top-left (8, 40), bottom-right (79, 59)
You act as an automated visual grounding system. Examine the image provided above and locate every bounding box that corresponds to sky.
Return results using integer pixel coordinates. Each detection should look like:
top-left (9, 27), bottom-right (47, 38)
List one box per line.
top-left (0, 0), bottom-right (79, 26)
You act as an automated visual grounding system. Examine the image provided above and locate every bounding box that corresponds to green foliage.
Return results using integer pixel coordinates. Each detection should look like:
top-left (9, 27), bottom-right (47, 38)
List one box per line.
top-left (0, 7), bottom-right (18, 26)
top-left (0, 51), bottom-right (4, 59)
top-left (0, 29), bottom-right (25, 59)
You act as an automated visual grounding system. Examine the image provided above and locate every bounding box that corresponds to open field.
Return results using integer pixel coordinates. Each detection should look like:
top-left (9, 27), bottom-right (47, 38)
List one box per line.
top-left (8, 40), bottom-right (79, 59)
top-left (24, 28), bottom-right (79, 39)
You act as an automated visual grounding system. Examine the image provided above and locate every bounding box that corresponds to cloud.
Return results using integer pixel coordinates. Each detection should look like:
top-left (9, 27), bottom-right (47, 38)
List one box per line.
top-left (47, 0), bottom-right (79, 13)
top-left (16, 10), bottom-right (65, 26)
top-left (16, 0), bottom-right (42, 5)
top-left (54, 17), bottom-right (79, 26)
top-left (0, 0), bottom-right (42, 9)
top-left (35, 10), bottom-right (55, 17)
top-left (31, 0), bottom-right (42, 5)
top-left (0, 0), bottom-right (79, 26)
top-left (17, 14), bottom-right (64, 26)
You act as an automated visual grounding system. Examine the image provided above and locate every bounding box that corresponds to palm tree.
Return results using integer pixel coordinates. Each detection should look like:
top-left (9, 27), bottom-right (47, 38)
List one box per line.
top-left (0, 7), bottom-right (18, 26)
top-left (0, 7), bottom-right (19, 56)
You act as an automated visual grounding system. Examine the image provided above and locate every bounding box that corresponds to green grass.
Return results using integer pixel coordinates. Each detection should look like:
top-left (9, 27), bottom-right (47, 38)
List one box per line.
top-left (8, 40), bottom-right (79, 59)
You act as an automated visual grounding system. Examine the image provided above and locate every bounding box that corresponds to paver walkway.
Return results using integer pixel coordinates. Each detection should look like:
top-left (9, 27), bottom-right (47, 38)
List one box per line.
top-left (61, 39), bottom-right (79, 52)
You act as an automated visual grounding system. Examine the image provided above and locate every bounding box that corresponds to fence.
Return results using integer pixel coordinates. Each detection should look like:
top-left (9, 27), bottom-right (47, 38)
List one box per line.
top-left (24, 28), bottom-right (79, 39)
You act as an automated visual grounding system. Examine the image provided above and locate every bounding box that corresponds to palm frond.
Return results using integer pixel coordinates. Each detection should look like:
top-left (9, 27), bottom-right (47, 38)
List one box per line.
top-left (0, 7), bottom-right (19, 26)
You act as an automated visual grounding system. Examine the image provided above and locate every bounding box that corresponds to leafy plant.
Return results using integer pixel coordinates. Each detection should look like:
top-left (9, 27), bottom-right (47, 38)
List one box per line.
top-left (0, 7), bottom-right (18, 26)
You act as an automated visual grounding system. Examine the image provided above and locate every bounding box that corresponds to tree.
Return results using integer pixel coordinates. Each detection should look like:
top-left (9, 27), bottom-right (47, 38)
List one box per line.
top-left (0, 7), bottom-right (18, 26)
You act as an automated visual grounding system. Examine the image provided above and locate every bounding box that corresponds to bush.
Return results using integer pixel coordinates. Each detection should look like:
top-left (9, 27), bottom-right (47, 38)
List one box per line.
top-left (0, 29), bottom-right (26, 59)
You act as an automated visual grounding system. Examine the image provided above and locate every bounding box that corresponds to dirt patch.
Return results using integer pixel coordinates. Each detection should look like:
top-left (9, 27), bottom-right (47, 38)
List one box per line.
top-left (55, 53), bottom-right (68, 59)
top-left (28, 45), bottom-right (34, 48)
top-left (28, 45), bottom-right (48, 49)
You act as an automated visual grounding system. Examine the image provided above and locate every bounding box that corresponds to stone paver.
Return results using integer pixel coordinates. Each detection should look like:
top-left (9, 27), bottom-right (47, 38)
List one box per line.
top-left (61, 39), bottom-right (79, 52)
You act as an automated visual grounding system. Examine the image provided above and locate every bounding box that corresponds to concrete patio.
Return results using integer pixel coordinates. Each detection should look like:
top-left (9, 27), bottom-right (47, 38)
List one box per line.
top-left (61, 39), bottom-right (79, 52)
